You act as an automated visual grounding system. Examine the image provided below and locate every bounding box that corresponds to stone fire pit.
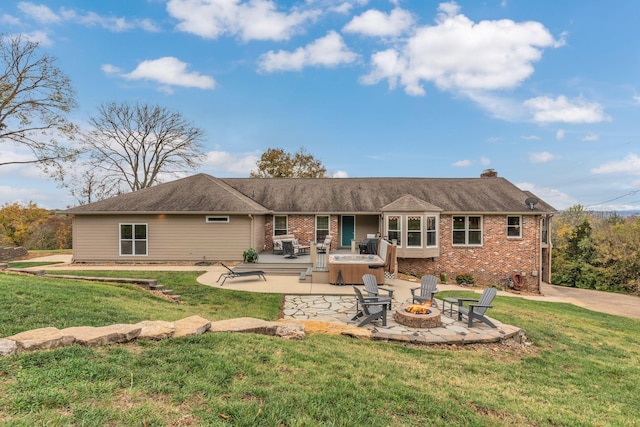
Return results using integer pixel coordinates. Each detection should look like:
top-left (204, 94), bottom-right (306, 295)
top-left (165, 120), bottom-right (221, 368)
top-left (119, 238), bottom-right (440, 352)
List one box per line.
top-left (394, 304), bottom-right (442, 328)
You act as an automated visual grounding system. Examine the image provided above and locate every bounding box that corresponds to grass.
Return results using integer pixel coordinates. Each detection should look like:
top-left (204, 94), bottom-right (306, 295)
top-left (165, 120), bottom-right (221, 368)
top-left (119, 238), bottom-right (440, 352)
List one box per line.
top-left (1, 271), bottom-right (639, 426)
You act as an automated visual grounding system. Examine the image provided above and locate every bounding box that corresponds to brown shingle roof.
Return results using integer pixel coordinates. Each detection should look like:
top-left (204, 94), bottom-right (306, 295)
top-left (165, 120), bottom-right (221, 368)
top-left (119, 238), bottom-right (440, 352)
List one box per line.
top-left (64, 174), bottom-right (556, 214)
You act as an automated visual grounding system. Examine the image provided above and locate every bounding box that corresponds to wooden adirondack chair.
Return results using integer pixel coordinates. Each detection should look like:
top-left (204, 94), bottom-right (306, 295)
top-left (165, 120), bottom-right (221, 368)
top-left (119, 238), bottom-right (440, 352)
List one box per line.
top-left (456, 287), bottom-right (498, 328)
top-left (410, 275), bottom-right (439, 306)
top-left (351, 286), bottom-right (389, 327)
top-left (362, 274), bottom-right (394, 309)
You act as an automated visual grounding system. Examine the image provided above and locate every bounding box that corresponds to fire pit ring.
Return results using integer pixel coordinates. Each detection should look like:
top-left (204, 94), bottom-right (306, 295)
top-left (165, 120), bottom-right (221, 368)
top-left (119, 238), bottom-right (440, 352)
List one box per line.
top-left (394, 304), bottom-right (442, 328)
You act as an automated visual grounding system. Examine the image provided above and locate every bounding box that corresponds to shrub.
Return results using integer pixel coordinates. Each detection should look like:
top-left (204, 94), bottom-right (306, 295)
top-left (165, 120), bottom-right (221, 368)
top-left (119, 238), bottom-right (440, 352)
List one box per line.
top-left (242, 248), bottom-right (259, 263)
top-left (456, 273), bottom-right (475, 286)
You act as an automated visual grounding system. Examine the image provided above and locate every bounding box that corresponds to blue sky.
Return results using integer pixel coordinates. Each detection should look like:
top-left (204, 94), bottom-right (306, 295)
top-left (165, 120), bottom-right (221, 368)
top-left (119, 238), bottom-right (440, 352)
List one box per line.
top-left (1, 0), bottom-right (640, 211)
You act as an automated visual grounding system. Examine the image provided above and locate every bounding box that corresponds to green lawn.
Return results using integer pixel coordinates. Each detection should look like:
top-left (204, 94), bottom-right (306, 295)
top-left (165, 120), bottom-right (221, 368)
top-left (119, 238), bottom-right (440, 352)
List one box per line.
top-left (1, 270), bottom-right (639, 426)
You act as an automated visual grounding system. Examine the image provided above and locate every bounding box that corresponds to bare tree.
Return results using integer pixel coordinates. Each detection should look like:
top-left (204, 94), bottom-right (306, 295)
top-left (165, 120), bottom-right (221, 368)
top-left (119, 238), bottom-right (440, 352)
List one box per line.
top-left (250, 147), bottom-right (326, 178)
top-left (79, 102), bottom-right (206, 194)
top-left (0, 34), bottom-right (79, 180)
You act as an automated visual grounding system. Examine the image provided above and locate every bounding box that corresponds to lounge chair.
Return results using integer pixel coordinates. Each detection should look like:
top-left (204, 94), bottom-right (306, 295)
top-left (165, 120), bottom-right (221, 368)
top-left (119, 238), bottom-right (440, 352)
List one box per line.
top-left (362, 273), bottom-right (394, 309)
top-left (351, 286), bottom-right (389, 327)
top-left (410, 275), bottom-right (439, 306)
top-left (216, 263), bottom-right (267, 286)
top-left (457, 287), bottom-right (498, 328)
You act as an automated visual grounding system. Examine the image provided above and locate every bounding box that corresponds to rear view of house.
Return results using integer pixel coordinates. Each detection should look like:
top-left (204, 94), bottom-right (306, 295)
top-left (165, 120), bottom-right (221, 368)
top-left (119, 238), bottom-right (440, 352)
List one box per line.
top-left (64, 170), bottom-right (555, 291)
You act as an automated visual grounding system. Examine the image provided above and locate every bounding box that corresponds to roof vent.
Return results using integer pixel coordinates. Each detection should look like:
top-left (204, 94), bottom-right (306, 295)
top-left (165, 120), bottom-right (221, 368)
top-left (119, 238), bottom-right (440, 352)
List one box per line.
top-left (480, 169), bottom-right (497, 178)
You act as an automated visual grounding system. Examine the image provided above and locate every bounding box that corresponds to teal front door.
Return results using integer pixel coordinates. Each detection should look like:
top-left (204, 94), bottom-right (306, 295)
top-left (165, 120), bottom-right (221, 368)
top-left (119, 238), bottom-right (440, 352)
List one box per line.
top-left (341, 215), bottom-right (355, 247)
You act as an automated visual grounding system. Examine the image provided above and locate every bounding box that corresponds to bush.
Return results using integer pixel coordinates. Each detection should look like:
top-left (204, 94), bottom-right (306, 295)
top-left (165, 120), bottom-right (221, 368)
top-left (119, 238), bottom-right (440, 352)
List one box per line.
top-left (456, 274), bottom-right (475, 286)
top-left (242, 248), bottom-right (259, 263)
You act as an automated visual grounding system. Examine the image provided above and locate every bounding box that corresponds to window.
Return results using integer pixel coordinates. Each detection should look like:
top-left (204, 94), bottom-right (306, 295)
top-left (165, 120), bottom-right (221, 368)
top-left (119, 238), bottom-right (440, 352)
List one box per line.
top-left (452, 216), bottom-right (482, 246)
top-left (316, 215), bottom-right (330, 243)
top-left (120, 224), bottom-right (147, 256)
top-left (507, 216), bottom-right (522, 238)
top-left (407, 216), bottom-right (422, 247)
top-left (426, 216), bottom-right (437, 247)
top-left (206, 216), bottom-right (229, 223)
top-left (274, 215), bottom-right (288, 236)
top-left (387, 216), bottom-right (402, 246)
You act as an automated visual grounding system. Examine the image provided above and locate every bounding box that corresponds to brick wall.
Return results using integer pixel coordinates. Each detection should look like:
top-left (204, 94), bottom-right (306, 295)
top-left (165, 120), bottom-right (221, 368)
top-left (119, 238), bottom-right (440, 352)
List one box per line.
top-left (264, 215), bottom-right (339, 249)
top-left (398, 215), bottom-right (541, 292)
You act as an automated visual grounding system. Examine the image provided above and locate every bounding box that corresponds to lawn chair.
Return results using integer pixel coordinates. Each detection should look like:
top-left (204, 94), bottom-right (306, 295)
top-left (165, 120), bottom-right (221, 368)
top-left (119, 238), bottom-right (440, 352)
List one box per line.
top-left (216, 263), bottom-right (267, 286)
top-left (410, 275), bottom-right (439, 306)
top-left (362, 274), bottom-right (394, 309)
top-left (457, 287), bottom-right (498, 328)
top-left (351, 286), bottom-right (389, 327)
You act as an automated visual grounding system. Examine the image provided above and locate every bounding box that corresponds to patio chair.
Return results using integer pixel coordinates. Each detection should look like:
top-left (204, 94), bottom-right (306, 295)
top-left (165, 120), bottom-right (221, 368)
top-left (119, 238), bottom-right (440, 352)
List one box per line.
top-left (457, 287), bottom-right (498, 328)
top-left (362, 274), bottom-right (394, 309)
top-left (410, 275), bottom-right (439, 306)
top-left (282, 240), bottom-right (298, 259)
top-left (351, 286), bottom-right (388, 327)
top-left (216, 263), bottom-right (267, 286)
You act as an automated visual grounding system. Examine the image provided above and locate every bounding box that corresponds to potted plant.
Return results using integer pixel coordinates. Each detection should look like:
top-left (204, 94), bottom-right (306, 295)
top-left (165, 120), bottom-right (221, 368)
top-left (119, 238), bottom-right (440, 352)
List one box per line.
top-left (242, 248), bottom-right (259, 263)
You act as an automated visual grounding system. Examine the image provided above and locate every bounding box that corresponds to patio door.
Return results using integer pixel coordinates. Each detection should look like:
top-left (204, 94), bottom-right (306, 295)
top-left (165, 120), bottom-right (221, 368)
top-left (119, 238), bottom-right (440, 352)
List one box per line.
top-left (341, 215), bottom-right (355, 247)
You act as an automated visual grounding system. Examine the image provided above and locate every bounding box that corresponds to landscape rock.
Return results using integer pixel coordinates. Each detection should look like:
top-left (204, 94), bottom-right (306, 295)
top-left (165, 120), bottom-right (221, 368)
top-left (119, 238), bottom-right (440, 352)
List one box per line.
top-left (209, 317), bottom-right (305, 339)
top-left (173, 315), bottom-right (211, 337)
top-left (7, 327), bottom-right (75, 351)
top-left (61, 324), bottom-right (141, 346)
top-left (135, 320), bottom-right (175, 340)
top-left (0, 338), bottom-right (18, 356)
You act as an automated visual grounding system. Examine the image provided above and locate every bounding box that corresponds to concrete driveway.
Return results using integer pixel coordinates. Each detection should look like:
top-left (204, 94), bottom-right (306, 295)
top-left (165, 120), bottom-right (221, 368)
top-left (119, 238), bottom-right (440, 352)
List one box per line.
top-left (16, 254), bottom-right (640, 321)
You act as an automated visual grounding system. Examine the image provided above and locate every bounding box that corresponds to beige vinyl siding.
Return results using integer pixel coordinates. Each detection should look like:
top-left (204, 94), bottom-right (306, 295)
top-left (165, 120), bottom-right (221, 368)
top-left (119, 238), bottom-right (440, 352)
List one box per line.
top-left (72, 214), bottom-right (251, 262)
top-left (252, 215), bottom-right (266, 251)
top-left (355, 215), bottom-right (380, 241)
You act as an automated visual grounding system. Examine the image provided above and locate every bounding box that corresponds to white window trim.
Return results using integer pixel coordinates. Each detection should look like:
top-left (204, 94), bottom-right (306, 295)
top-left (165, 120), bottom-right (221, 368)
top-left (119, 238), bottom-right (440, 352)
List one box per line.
top-left (387, 215), bottom-right (402, 248)
top-left (274, 215), bottom-right (288, 235)
top-left (452, 215), bottom-right (483, 246)
top-left (425, 215), bottom-right (438, 248)
top-left (315, 215), bottom-right (330, 243)
top-left (507, 215), bottom-right (522, 238)
top-left (119, 223), bottom-right (148, 256)
top-left (206, 215), bottom-right (229, 223)
top-left (407, 215), bottom-right (422, 248)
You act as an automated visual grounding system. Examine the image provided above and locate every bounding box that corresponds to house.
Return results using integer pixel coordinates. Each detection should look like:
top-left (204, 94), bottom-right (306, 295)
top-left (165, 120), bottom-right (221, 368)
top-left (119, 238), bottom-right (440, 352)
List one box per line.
top-left (64, 170), bottom-right (556, 291)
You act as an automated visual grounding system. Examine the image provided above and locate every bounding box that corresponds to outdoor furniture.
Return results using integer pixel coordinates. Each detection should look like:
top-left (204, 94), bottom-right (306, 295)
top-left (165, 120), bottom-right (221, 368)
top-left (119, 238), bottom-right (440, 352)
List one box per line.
top-left (362, 273), bottom-right (394, 309)
top-left (282, 240), bottom-right (298, 259)
top-left (272, 234), bottom-right (296, 254)
top-left (457, 287), bottom-right (498, 328)
top-left (351, 286), bottom-right (389, 327)
top-left (410, 275), bottom-right (439, 306)
top-left (216, 263), bottom-right (267, 286)
top-left (442, 297), bottom-right (458, 317)
top-left (316, 235), bottom-right (333, 254)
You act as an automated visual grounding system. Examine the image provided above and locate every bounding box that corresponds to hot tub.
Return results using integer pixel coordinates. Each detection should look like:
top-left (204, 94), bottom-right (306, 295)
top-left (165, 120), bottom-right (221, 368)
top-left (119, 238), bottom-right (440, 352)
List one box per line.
top-left (328, 254), bottom-right (385, 285)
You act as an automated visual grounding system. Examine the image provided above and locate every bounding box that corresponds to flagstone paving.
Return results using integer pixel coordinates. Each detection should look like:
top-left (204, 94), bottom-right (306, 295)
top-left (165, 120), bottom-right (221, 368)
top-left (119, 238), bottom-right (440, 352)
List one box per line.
top-left (283, 295), bottom-right (524, 344)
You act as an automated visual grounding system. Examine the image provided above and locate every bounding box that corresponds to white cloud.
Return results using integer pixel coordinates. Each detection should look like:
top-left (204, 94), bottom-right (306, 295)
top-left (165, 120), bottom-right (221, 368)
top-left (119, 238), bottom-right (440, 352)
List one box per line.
top-left (258, 31), bottom-right (357, 72)
top-left (167, 0), bottom-right (319, 41)
top-left (581, 131), bottom-right (599, 141)
top-left (556, 129), bottom-right (565, 140)
top-left (343, 7), bottom-right (414, 37)
top-left (521, 135), bottom-right (540, 140)
top-left (517, 182), bottom-right (577, 210)
top-left (101, 64), bottom-right (121, 74)
top-left (121, 57), bottom-right (216, 90)
top-left (16, 2), bottom-right (160, 32)
top-left (203, 150), bottom-right (260, 175)
top-left (18, 2), bottom-right (61, 24)
top-left (480, 156), bottom-right (491, 165)
top-left (529, 151), bottom-right (557, 163)
top-left (591, 153), bottom-right (640, 176)
top-left (452, 159), bottom-right (472, 167)
top-left (524, 95), bottom-right (610, 124)
top-left (1, 13), bottom-right (21, 26)
top-left (361, 2), bottom-right (561, 96)
top-left (330, 170), bottom-right (349, 178)
top-left (18, 30), bottom-right (53, 46)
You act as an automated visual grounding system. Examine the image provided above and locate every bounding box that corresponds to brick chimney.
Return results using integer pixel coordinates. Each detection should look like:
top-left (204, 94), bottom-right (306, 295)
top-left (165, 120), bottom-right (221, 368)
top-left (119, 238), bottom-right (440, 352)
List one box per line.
top-left (480, 169), bottom-right (498, 178)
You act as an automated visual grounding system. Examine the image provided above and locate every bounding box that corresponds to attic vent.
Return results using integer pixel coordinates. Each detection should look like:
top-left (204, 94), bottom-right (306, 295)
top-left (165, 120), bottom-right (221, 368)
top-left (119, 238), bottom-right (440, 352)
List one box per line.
top-left (481, 169), bottom-right (498, 178)
top-left (206, 216), bottom-right (229, 223)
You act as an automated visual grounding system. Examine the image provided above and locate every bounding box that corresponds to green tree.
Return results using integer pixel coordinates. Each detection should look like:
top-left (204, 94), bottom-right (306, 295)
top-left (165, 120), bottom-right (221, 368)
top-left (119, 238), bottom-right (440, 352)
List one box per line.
top-left (0, 34), bottom-right (79, 180)
top-left (250, 147), bottom-right (327, 178)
